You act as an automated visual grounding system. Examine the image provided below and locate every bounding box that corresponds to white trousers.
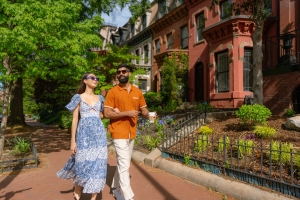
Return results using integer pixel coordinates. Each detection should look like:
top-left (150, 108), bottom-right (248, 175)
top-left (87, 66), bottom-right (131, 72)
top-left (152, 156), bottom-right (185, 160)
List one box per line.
top-left (111, 139), bottom-right (134, 200)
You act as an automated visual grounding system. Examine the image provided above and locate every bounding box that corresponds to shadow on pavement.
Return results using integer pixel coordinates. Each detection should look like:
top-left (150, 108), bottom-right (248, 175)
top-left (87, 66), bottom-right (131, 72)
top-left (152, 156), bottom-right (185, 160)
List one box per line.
top-left (0, 169), bottom-right (22, 191)
top-left (132, 161), bottom-right (178, 200)
top-left (0, 188), bottom-right (32, 200)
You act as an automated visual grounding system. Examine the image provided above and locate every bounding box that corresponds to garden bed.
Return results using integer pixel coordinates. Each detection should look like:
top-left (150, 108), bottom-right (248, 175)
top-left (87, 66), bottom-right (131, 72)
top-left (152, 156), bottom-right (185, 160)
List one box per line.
top-left (0, 125), bottom-right (40, 173)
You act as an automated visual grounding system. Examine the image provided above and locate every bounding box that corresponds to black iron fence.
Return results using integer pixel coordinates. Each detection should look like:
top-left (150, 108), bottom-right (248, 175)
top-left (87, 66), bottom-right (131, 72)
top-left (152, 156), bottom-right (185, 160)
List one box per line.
top-left (159, 112), bottom-right (300, 198)
top-left (0, 141), bottom-right (38, 172)
top-left (264, 29), bottom-right (300, 69)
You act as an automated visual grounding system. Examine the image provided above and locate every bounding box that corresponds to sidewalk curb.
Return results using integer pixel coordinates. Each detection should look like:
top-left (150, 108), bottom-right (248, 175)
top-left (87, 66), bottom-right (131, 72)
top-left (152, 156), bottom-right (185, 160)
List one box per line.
top-left (107, 141), bottom-right (293, 200)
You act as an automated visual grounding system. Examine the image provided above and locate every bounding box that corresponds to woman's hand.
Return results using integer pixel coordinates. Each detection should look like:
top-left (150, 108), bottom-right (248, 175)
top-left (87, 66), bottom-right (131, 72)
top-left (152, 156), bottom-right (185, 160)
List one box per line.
top-left (70, 141), bottom-right (77, 154)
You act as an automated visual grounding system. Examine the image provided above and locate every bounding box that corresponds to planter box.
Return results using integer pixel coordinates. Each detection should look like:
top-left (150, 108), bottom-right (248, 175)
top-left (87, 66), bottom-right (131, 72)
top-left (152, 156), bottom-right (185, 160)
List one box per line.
top-left (0, 141), bottom-right (38, 173)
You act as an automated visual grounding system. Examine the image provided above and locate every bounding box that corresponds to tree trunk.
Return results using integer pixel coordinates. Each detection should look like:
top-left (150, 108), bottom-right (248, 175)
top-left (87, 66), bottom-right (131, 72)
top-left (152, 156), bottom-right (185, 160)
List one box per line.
top-left (252, 20), bottom-right (264, 105)
top-left (10, 77), bottom-right (25, 125)
top-left (0, 57), bottom-right (12, 156)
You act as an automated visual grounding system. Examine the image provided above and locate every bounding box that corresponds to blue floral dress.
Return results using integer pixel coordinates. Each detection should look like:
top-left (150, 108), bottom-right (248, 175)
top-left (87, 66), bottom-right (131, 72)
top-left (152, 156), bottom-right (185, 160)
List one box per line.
top-left (57, 94), bottom-right (107, 194)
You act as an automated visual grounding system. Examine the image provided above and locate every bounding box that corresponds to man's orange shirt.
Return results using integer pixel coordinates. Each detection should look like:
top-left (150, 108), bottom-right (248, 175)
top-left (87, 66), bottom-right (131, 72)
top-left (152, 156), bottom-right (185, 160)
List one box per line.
top-left (104, 84), bottom-right (147, 139)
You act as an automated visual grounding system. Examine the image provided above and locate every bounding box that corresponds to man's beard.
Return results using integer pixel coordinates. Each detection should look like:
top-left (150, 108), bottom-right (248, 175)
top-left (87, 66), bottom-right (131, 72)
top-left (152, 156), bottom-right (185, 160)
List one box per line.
top-left (118, 75), bottom-right (129, 84)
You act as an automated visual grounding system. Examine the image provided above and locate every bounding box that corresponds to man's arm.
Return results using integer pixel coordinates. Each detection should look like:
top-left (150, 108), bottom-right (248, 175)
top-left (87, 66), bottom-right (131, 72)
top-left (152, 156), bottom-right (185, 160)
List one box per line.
top-left (104, 107), bottom-right (139, 119)
top-left (140, 106), bottom-right (149, 118)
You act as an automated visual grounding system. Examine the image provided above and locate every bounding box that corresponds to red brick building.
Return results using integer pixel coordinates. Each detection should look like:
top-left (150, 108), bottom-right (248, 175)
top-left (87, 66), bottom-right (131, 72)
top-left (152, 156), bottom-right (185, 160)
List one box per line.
top-left (118, 0), bottom-right (300, 115)
top-left (150, 0), bottom-right (189, 92)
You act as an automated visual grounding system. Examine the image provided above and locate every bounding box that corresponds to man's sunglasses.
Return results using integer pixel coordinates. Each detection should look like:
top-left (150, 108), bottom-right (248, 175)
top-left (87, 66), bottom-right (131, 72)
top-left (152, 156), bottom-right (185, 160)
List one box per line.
top-left (117, 70), bottom-right (129, 75)
top-left (86, 76), bottom-right (100, 81)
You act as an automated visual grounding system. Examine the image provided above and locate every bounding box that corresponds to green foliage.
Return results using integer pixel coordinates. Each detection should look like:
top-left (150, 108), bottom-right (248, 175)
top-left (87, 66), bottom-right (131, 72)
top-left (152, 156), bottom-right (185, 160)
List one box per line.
top-left (198, 126), bottom-right (213, 135)
top-left (253, 125), bottom-right (277, 139)
top-left (218, 137), bottom-right (230, 153)
top-left (295, 152), bottom-right (300, 169)
top-left (59, 111), bottom-right (72, 129)
top-left (11, 136), bottom-right (31, 155)
top-left (235, 104), bottom-right (272, 126)
top-left (160, 51), bottom-right (188, 108)
top-left (285, 108), bottom-right (296, 117)
top-left (237, 139), bottom-right (254, 158)
top-left (142, 135), bottom-right (161, 151)
top-left (198, 102), bottom-right (214, 112)
top-left (268, 141), bottom-right (293, 165)
top-left (144, 92), bottom-right (162, 111)
top-left (102, 118), bottom-right (110, 129)
top-left (184, 155), bottom-right (191, 166)
top-left (194, 135), bottom-right (209, 153)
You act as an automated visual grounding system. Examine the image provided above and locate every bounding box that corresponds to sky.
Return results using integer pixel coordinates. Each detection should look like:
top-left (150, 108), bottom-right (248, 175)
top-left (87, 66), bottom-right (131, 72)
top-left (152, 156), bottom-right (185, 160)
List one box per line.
top-left (101, 6), bottom-right (131, 27)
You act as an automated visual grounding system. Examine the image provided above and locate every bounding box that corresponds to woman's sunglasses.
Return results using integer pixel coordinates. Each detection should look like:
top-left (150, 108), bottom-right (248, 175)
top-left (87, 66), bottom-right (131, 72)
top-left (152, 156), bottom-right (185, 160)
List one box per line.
top-left (86, 76), bottom-right (100, 81)
top-left (116, 70), bottom-right (129, 75)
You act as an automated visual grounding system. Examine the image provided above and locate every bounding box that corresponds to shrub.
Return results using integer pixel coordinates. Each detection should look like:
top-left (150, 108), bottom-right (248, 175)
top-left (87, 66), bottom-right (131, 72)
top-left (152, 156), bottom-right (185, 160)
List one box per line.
top-left (198, 126), bottom-right (213, 135)
top-left (194, 135), bottom-right (209, 152)
top-left (235, 104), bottom-right (272, 126)
top-left (12, 136), bottom-right (31, 155)
top-left (237, 139), bottom-right (254, 158)
top-left (144, 92), bottom-right (162, 111)
top-left (285, 108), bottom-right (296, 117)
top-left (59, 111), bottom-right (72, 129)
top-left (253, 126), bottom-right (277, 139)
top-left (142, 135), bottom-right (161, 151)
top-left (267, 141), bottom-right (293, 165)
top-left (218, 136), bottom-right (230, 153)
top-left (102, 118), bottom-right (110, 128)
top-left (295, 152), bottom-right (300, 169)
top-left (198, 102), bottom-right (214, 112)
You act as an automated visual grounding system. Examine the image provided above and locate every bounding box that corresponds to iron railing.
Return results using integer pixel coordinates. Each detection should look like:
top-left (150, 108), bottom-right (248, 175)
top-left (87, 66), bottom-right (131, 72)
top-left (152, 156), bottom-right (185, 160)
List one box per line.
top-left (159, 112), bottom-right (300, 198)
top-left (264, 29), bottom-right (300, 69)
top-left (0, 141), bottom-right (38, 172)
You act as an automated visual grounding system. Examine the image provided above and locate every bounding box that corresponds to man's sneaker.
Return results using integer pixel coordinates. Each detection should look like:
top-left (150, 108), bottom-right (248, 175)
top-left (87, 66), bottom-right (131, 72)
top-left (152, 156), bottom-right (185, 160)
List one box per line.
top-left (112, 188), bottom-right (125, 200)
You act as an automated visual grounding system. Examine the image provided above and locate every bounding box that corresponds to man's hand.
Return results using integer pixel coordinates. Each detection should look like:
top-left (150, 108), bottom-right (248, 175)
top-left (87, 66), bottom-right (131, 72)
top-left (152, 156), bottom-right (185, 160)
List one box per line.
top-left (125, 110), bottom-right (139, 117)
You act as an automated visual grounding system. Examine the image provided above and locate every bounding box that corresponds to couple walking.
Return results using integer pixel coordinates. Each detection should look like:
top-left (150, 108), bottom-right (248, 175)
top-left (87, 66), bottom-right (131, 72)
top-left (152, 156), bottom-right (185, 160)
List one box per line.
top-left (57, 64), bottom-right (153, 200)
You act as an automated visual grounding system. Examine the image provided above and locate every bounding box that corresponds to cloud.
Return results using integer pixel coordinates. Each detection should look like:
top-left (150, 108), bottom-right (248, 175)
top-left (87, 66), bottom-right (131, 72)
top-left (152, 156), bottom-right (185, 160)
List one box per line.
top-left (101, 6), bottom-right (131, 27)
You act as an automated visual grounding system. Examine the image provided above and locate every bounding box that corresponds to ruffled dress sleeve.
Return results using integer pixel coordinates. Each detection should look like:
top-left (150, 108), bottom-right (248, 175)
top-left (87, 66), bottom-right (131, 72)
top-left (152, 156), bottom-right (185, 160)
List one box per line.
top-left (98, 95), bottom-right (104, 112)
top-left (65, 94), bottom-right (81, 113)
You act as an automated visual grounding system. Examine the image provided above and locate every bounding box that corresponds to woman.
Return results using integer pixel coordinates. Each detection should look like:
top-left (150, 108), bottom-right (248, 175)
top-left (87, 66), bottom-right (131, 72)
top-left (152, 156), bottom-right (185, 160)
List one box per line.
top-left (57, 72), bottom-right (108, 200)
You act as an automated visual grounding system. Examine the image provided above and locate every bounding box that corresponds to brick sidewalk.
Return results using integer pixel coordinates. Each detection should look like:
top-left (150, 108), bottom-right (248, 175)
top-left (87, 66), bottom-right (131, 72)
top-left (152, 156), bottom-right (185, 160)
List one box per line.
top-left (0, 122), bottom-right (224, 200)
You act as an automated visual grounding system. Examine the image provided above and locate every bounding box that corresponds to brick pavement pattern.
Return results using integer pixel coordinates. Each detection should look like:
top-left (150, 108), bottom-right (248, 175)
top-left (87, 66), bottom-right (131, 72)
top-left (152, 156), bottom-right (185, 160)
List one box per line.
top-left (0, 120), bottom-right (223, 200)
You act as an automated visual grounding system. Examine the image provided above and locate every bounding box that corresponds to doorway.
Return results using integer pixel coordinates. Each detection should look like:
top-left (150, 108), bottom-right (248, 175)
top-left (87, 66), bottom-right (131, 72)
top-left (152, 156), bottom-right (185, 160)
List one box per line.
top-left (292, 86), bottom-right (300, 113)
top-left (195, 62), bottom-right (204, 102)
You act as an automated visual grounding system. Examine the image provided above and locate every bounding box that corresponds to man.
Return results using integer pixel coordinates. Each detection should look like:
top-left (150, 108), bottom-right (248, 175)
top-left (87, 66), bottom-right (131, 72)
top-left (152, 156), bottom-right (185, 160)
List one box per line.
top-left (104, 63), bottom-right (150, 200)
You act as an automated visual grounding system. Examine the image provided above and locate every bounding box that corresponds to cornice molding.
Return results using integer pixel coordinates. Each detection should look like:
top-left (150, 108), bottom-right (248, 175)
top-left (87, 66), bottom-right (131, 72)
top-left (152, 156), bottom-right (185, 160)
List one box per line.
top-left (150, 4), bottom-right (188, 34)
top-left (202, 17), bottom-right (255, 44)
top-left (185, 0), bottom-right (206, 9)
top-left (123, 28), bottom-right (152, 47)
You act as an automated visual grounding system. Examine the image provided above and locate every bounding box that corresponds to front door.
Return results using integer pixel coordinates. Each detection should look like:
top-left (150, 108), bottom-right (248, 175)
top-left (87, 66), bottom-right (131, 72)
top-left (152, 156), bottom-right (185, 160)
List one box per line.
top-left (195, 62), bottom-right (204, 102)
top-left (293, 86), bottom-right (300, 113)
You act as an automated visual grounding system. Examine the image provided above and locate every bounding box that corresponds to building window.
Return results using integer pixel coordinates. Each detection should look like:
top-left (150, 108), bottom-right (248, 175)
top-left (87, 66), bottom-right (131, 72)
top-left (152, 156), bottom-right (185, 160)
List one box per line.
top-left (135, 49), bottom-right (140, 64)
top-left (144, 44), bottom-right (149, 64)
top-left (141, 14), bottom-right (147, 30)
top-left (243, 48), bottom-right (253, 91)
top-left (181, 25), bottom-right (188, 49)
top-left (216, 51), bottom-right (229, 92)
top-left (166, 33), bottom-right (173, 49)
top-left (155, 39), bottom-right (161, 54)
top-left (220, 0), bottom-right (232, 20)
top-left (196, 13), bottom-right (205, 42)
top-left (131, 24), bottom-right (135, 37)
top-left (138, 79), bottom-right (147, 91)
top-left (158, 0), bottom-right (166, 19)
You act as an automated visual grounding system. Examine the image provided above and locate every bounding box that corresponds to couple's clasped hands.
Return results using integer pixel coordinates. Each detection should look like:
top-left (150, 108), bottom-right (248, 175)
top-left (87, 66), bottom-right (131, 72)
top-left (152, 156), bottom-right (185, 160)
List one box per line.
top-left (113, 108), bottom-right (139, 117)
